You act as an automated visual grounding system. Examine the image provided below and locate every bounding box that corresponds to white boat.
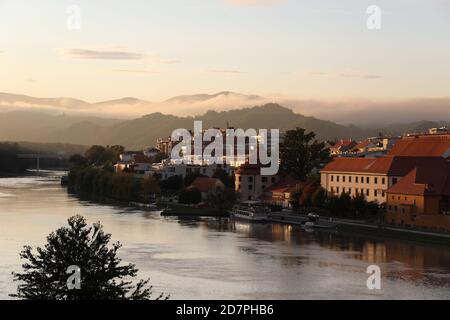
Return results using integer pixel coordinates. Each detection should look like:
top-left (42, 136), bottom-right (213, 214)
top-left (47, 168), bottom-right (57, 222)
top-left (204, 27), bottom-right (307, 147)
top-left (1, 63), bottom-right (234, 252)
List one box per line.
top-left (230, 201), bottom-right (270, 222)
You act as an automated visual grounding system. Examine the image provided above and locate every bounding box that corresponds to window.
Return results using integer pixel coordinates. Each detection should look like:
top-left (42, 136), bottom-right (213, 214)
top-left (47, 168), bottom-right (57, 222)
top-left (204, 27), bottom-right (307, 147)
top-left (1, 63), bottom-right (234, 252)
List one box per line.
top-left (248, 185), bottom-right (253, 190)
top-left (382, 191), bottom-right (385, 197)
top-left (343, 176), bottom-right (346, 182)
top-left (366, 177), bottom-right (370, 184)
top-left (331, 175), bottom-right (334, 182)
top-left (331, 187), bottom-right (334, 193)
top-left (248, 177), bottom-right (253, 183)
top-left (262, 177), bottom-right (268, 183)
top-left (349, 176), bottom-right (352, 183)
top-left (348, 188), bottom-right (352, 194)
top-left (337, 176), bottom-right (340, 182)
top-left (375, 177), bottom-right (378, 184)
top-left (356, 177), bottom-right (359, 183)
top-left (239, 176), bottom-right (242, 182)
top-left (366, 189), bottom-right (370, 196)
top-left (336, 187), bottom-right (340, 194)
top-left (374, 190), bottom-right (378, 197)
top-left (382, 178), bottom-right (386, 184)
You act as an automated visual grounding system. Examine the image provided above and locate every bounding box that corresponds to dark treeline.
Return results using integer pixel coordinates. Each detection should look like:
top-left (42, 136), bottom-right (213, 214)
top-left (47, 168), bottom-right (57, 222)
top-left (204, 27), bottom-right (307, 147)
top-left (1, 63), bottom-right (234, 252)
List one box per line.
top-left (69, 166), bottom-right (160, 203)
top-left (0, 143), bottom-right (27, 175)
top-left (290, 179), bottom-right (381, 221)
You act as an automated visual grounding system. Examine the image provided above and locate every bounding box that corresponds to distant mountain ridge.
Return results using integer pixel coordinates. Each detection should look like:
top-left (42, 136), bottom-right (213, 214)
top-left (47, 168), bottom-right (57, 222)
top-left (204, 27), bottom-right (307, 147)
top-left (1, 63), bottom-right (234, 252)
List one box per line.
top-left (0, 104), bottom-right (367, 149)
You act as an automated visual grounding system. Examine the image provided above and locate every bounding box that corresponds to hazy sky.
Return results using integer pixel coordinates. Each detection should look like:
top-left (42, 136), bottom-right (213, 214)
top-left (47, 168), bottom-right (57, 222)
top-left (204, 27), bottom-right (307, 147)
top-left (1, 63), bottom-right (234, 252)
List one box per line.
top-left (1, 0), bottom-right (449, 102)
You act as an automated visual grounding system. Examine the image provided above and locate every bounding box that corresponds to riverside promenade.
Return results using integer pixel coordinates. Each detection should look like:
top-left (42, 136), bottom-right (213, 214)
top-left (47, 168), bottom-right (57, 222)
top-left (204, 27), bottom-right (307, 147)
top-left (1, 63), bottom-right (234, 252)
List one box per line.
top-left (266, 211), bottom-right (450, 242)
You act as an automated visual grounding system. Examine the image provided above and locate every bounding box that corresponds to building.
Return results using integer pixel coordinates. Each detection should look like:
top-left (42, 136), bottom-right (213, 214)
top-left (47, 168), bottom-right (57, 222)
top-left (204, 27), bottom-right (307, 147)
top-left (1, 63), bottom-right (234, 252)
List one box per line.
top-left (320, 156), bottom-right (448, 203)
top-left (119, 151), bottom-right (144, 162)
top-left (386, 160), bottom-right (450, 232)
top-left (156, 137), bottom-right (175, 156)
top-left (262, 176), bottom-right (301, 208)
top-left (429, 127), bottom-right (448, 135)
top-left (147, 161), bottom-right (232, 180)
top-left (189, 177), bottom-right (225, 201)
top-left (234, 164), bottom-right (280, 201)
top-left (388, 134), bottom-right (450, 159)
top-left (143, 147), bottom-right (160, 158)
top-left (329, 140), bottom-right (357, 156)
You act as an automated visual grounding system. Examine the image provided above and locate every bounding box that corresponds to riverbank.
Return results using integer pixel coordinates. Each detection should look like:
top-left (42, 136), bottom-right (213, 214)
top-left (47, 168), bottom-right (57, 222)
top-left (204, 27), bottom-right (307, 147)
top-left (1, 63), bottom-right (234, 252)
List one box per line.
top-left (266, 211), bottom-right (450, 245)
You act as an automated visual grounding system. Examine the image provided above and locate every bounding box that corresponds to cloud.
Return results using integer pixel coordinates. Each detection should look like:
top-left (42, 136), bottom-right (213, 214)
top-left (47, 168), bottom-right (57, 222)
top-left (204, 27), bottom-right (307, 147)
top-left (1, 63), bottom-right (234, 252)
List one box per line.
top-left (208, 69), bottom-right (245, 74)
top-left (62, 48), bottom-right (146, 60)
top-left (113, 69), bottom-right (157, 74)
top-left (225, 0), bottom-right (286, 6)
top-left (339, 73), bottom-right (383, 80)
top-left (309, 71), bottom-right (383, 80)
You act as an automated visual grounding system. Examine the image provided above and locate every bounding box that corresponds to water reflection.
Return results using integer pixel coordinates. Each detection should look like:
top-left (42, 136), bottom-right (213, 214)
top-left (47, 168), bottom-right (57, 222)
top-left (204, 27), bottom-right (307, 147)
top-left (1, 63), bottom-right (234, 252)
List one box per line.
top-left (1, 174), bottom-right (450, 299)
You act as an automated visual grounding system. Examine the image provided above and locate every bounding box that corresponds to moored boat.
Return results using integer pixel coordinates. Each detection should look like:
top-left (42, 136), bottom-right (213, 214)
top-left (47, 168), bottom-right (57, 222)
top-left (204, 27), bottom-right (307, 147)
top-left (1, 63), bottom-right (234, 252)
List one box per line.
top-left (230, 201), bottom-right (271, 222)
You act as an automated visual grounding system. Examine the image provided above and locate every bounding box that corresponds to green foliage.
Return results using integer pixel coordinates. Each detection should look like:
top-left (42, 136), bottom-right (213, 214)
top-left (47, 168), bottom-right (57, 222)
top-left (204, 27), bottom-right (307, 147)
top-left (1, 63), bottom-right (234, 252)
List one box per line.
top-left (84, 145), bottom-right (124, 166)
top-left (68, 167), bottom-right (158, 203)
top-left (280, 128), bottom-right (330, 180)
top-left (179, 187), bottom-right (202, 204)
top-left (11, 215), bottom-right (167, 300)
top-left (160, 175), bottom-right (183, 191)
top-left (69, 154), bottom-right (87, 168)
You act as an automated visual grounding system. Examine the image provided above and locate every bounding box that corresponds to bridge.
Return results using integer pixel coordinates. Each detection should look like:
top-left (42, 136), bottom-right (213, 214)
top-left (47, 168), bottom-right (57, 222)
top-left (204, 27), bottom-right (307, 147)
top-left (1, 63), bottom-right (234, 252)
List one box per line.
top-left (17, 154), bottom-right (64, 172)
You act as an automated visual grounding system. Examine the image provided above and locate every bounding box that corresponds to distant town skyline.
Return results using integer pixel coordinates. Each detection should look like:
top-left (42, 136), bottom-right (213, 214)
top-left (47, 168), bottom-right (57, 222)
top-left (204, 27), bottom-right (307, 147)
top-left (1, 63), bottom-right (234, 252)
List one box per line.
top-left (1, 0), bottom-right (450, 103)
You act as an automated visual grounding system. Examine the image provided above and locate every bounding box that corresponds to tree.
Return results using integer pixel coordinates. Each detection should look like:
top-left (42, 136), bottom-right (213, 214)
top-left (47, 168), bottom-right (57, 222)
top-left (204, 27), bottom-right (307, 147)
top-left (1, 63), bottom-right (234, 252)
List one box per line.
top-left (68, 154), bottom-right (87, 168)
top-left (311, 187), bottom-right (327, 208)
top-left (280, 128), bottom-right (330, 180)
top-left (142, 176), bottom-right (160, 201)
top-left (179, 187), bottom-right (202, 204)
top-left (11, 215), bottom-right (167, 300)
top-left (160, 175), bottom-right (183, 191)
top-left (184, 172), bottom-right (206, 187)
top-left (212, 168), bottom-right (232, 188)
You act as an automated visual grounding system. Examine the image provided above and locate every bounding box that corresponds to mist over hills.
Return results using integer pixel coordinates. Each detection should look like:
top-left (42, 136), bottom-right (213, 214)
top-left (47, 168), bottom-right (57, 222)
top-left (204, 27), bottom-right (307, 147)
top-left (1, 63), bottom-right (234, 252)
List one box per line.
top-left (1, 102), bottom-right (448, 150)
top-left (1, 91), bottom-right (449, 125)
top-left (0, 104), bottom-right (366, 149)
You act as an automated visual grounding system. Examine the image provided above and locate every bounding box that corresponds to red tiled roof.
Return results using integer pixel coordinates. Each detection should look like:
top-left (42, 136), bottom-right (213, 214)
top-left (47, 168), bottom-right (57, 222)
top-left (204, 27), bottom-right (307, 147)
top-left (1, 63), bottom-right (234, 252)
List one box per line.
top-left (389, 134), bottom-right (450, 157)
top-left (190, 177), bottom-right (222, 192)
top-left (321, 156), bottom-right (448, 176)
top-left (330, 140), bottom-right (357, 151)
top-left (265, 176), bottom-right (301, 194)
top-left (387, 161), bottom-right (450, 196)
top-left (235, 164), bottom-right (262, 175)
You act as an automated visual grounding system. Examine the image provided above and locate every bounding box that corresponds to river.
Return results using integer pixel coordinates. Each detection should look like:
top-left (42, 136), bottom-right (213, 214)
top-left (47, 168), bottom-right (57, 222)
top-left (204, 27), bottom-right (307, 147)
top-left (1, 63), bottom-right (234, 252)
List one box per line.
top-left (1, 173), bottom-right (449, 300)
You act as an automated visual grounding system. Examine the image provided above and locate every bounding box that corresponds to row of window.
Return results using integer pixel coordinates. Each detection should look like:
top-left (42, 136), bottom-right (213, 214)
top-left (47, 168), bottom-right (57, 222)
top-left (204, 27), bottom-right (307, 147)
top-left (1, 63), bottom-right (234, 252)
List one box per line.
top-left (330, 186), bottom-right (385, 198)
top-left (330, 175), bottom-right (386, 185)
top-left (238, 176), bottom-right (277, 183)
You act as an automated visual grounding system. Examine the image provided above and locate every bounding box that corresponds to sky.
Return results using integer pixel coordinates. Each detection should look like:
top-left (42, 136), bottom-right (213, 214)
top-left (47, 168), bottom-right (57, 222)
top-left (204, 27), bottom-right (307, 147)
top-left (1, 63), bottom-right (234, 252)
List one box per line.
top-left (0, 0), bottom-right (449, 103)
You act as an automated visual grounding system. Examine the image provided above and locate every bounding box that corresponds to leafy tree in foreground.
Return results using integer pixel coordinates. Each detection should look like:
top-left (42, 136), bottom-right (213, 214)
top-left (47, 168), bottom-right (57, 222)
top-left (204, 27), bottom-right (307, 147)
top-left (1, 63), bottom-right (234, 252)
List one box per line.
top-left (11, 215), bottom-right (168, 300)
top-left (280, 128), bottom-right (330, 180)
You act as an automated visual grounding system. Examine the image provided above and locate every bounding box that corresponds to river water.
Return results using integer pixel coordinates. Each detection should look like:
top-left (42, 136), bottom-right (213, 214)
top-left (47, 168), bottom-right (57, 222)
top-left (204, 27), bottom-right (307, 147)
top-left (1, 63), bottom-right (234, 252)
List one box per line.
top-left (0, 173), bottom-right (449, 300)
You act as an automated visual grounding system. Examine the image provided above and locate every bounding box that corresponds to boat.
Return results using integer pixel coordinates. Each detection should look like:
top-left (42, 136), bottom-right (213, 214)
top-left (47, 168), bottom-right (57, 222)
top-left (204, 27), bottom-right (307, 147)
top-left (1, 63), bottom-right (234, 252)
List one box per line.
top-left (230, 201), bottom-right (271, 222)
top-left (129, 201), bottom-right (158, 209)
top-left (302, 212), bottom-right (337, 229)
